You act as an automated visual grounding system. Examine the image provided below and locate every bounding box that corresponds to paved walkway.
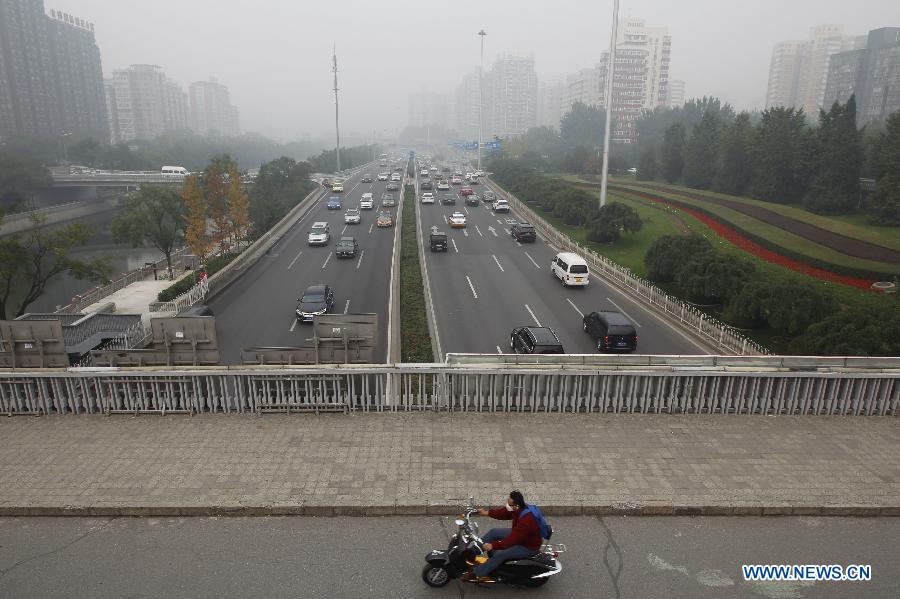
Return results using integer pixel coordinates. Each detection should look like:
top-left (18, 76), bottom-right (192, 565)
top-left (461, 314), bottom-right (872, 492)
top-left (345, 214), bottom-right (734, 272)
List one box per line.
top-left (1, 413), bottom-right (898, 516)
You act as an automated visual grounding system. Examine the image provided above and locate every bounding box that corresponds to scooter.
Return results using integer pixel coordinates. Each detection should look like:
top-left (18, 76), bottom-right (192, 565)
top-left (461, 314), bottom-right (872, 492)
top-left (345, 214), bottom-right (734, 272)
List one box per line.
top-left (422, 497), bottom-right (566, 588)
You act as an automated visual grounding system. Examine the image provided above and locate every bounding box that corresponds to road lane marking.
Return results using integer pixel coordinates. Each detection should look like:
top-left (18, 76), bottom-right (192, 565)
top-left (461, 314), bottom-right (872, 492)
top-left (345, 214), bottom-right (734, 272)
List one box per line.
top-left (341, 224), bottom-right (347, 235)
top-left (503, 228), bottom-right (511, 234)
top-left (492, 254), bottom-right (504, 272)
top-left (356, 249), bottom-right (365, 269)
top-left (463, 229), bottom-right (468, 237)
top-left (524, 251), bottom-right (541, 269)
top-left (288, 250), bottom-right (303, 270)
top-left (525, 304), bottom-right (541, 327)
top-left (496, 346), bottom-right (503, 354)
top-left (475, 225), bottom-right (483, 237)
top-left (344, 299), bottom-right (350, 314)
top-left (368, 223), bottom-right (374, 235)
top-left (496, 219), bottom-right (503, 224)
top-left (443, 214), bottom-right (448, 224)
top-left (463, 206), bottom-right (469, 215)
top-left (321, 253), bottom-right (332, 269)
top-left (289, 318), bottom-right (298, 332)
top-left (466, 275), bottom-right (478, 299)
top-left (607, 297), bottom-right (642, 327)
top-left (452, 239), bottom-right (459, 253)
top-left (487, 226), bottom-right (497, 237)
top-left (566, 298), bottom-right (584, 317)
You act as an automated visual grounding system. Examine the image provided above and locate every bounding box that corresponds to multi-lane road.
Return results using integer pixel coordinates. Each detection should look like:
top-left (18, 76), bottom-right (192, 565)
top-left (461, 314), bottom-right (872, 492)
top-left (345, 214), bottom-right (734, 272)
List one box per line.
top-left (210, 163), bottom-right (399, 364)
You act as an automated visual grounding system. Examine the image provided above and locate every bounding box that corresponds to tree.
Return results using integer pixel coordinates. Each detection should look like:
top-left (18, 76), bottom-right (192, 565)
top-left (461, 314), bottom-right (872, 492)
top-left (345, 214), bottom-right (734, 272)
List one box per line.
top-left (227, 165), bottom-right (250, 243)
top-left (795, 306), bottom-right (900, 356)
top-left (644, 234), bottom-right (713, 282)
top-left (587, 202), bottom-right (643, 243)
top-left (804, 96), bottom-right (862, 214)
top-left (867, 111), bottom-right (900, 225)
top-left (112, 186), bottom-right (184, 275)
top-left (203, 165), bottom-right (229, 251)
top-left (751, 107), bottom-right (810, 204)
top-left (661, 123), bottom-right (687, 183)
top-left (713, 112), bottom-right (755, 195)
top-left (682, 109), bottom-right (723, 189)
top-left (637, 147), bottom-right (657, 180)
top-left (0, 151), bottom-right (52, 209)
top-left (723, 276), bottom-right (839, 332)
top-left (0, 214), bottom-right (107, 319)
top-left (560, 102), bottom-right (607, 150)
top-left (250, 157), bottom-right (313, 234)
top-left (182, 175), bottom-right (209, 260)
top-left (674, 252), bottom-right (755, 303)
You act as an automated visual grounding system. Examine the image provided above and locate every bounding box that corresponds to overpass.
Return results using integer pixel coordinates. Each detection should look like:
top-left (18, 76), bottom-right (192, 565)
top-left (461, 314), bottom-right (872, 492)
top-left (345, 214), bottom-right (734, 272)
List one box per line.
top-left (50, 172), bottom-right (186, 187)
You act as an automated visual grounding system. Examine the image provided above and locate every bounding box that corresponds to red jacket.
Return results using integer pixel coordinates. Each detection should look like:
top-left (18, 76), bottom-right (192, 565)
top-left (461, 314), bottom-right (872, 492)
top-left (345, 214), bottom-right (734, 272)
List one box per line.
top-left (487, 506), bottom-right (543, 551)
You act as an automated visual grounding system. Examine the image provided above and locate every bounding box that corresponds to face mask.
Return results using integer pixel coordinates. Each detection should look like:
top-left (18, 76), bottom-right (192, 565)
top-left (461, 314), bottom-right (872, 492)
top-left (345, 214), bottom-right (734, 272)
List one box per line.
top-left (505, 503), bottom-right (516, 512)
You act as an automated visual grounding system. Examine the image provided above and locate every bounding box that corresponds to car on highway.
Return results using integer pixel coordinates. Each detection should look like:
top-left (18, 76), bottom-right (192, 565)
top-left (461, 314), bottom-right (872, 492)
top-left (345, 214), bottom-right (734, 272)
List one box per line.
top-left (442, 166), bottom-right (451, 172)
top-left (450, 176), bottom-right (462, 185)
top-left (421, 169), bottom-right (429, 176)
top-left (429, 230), bottom-right (448, 251)
top-left (322, 178), bottom-right (333, 188)
top-left (386, 182), bottom-right (399, 191)
top-left (449, 212), bottom-right (467, 228)
top-left (295, 284), bottom-right (335, 323)
top-left (483, 190), bottom-right (495, 203)
top-left (441, 194), bottom-right (456, 206)
top-left (331, 181), bottom-right (344, 193)
top-left (421, 180), bottom-right (433, 191)
top-left (360, 193), bottom-right (374, 210)
top-left (421, 192), bottom-right (435, 204)
top-left (361, 174), bottom-right (374, 183)
top-left (378, 172), bottom-right (390, 181)
top-left (627, 167), bottom-right (638, 175)
top-left (510, 326), bottom-right (565, 354)
top-left (307, 222), bottom-right (330, 246)
top-left (335, 236), bottom-right (359, 258)
top-left (391, 172), bottom-right (402, 182)
top-left (382, 193), bottom-right (396, 207)
top-left (376, 211), bottom-right (393, 227)
top-left (327, 196), bottom-right (342, 210)
top-left (465, 194), bottom-right (480, 206)
top-left (437, 181), bottom-right (450, 191)
top-left (344, 208), bottom-right (361, 224)
top-left (583, 311), bottom-right (638, 353)
top-left (510, 222), bottom-right (536, 242)
top-left (551, 252), bottom-right (590, 287)
top-left (492, 199), bottom-right (510, 213)
top-left (460, 186), bottom-right (474, 196)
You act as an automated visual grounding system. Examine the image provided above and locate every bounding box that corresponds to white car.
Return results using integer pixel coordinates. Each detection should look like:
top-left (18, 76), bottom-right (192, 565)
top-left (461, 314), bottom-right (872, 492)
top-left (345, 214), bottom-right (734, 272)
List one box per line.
top-left (378, 172), bottom-right (389, 181)
top-left (420, 169), bottom-right (429, 176)
top-left (360, 193), bottom-right (374, 209)
top-left (307, 221), bottom-right (330, 245)
top-left (449, 212), bottom-right (467, 228)
top-left (450, 176), bottom-right (462, 185)
top-left (391, 172), bottom-right (402, 182)
top-left (493, 199), bottom-right (510, 213)
top-left (344, 208), bottom-right (361, 224)
top-left (421, 192), bottom-right (435, 204)
top-left (437, 181), bottom-right (450, 191)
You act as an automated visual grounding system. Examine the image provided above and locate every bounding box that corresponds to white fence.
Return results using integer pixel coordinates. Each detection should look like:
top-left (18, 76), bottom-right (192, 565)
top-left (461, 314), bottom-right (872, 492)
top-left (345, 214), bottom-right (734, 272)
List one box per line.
top-left (149, 276), bottom-right (209, 313)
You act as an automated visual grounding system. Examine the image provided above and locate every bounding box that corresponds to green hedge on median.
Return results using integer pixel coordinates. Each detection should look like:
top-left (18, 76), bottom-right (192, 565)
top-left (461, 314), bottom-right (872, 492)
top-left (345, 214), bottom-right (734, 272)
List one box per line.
top-left (156, 249), bottom-right (242, 302)
top-left (400, 183), bottom-right (434, 362)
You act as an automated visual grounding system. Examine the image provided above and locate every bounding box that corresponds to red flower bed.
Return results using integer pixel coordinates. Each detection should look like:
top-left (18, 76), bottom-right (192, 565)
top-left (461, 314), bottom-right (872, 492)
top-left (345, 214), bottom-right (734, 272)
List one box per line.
top-left (633, 192), bottom-right (876, 290)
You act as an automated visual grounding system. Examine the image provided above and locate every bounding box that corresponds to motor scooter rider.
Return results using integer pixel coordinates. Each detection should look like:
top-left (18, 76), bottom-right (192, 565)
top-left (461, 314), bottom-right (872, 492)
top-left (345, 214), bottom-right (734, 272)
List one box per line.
top-left (460, 490), bottom-right (542, 582)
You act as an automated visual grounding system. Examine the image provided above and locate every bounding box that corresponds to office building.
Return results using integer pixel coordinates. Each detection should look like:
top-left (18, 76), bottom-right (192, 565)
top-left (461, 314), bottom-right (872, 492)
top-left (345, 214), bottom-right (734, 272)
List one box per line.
top-left (189, 78), bottom-right (240, 136)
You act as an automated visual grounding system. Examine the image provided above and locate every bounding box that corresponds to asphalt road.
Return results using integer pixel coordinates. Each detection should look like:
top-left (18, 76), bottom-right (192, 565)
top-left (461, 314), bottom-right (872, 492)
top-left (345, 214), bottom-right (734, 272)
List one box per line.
top-left (414, 164), bottom-right (710, 358)
top-left (209, 163), bottom-right (398, 364)
top-left (1, 516), bottom-right (895, 598)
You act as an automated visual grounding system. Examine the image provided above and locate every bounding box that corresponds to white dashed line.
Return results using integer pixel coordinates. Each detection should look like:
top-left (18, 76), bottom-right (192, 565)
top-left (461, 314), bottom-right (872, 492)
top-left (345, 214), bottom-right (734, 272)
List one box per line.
top-left (475, 225), bottom-right (483, 237)
top-left (463, 229), bottom-right (468, 237)
top-left (452, 239), bottom-right (459, 253)
top-left (344, 299), bottom-right (350, 314)
top-left (524, 251), bottom-right (541, 269)
top-left (525, 304), bottom-right (541, 327)
top-left (321, 253), bottom-right (332, 269)
top-left (607, 298), bottom-right (642, 327)
top-left (566, 298), bottom-right (584, 317)
top-left (289, 318), bottom-right (298, 332)
top-left (356, 249), bottom-right (365, 269)
top-left (341, 224), bottom-right (347, 235)
top-left (368, 223), bottom-right (374, 235)
top-left (492, 255), bottom-right (504, 272)
top-left (496, 346), bottom-right (503, 354)
top-left (287, 250), bottom-right (303, 270)
top-left (466, 275), bottom-right (478, 299)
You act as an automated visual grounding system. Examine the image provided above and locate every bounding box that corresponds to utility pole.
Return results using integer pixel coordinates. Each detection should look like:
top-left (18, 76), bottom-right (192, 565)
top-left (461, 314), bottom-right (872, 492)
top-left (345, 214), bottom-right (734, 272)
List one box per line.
top-left (599, 0), bottom-right (619, 208)
top-left (332, 46), bottom-right (341, 172)
top-left (478, 29), bottom-right (486, 171)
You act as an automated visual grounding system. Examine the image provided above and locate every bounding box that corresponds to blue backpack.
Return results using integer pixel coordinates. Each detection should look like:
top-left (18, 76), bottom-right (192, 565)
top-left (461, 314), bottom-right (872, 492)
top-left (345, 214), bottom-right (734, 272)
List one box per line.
top-left (521, 504), bottom-right (553, 539)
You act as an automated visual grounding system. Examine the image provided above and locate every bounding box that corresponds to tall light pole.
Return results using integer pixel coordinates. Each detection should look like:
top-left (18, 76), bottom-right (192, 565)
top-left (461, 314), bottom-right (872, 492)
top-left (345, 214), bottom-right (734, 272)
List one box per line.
top-left (477, 29), bottom-right (486, 171)
top-left (599, 0), bottom-right (619, 208)
top-left (332, 45), bottom-right (342, 172)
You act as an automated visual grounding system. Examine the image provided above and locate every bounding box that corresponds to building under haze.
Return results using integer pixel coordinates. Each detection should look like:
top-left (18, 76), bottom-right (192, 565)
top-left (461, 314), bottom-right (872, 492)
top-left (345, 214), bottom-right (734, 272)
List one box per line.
top-left (407, 92), bottom-right (451, 132)
top-left (668, 79), bottom-right (686, 107)
top-left (454, 72), bottom-right (482, 142)
top-left (823, 27), bottom-right (900, 127)
top-left (189, 78), bottom-right (240, 137)
top-left (765, 25), bottom-right (867, 117)
top-left (536, 79), bottom-right (564, 129)
top-left (105, 65), bottom-right (189, 143)
top-left (0, 0), bottom-right (108, 142)
top-left (486, 54), bottom-right (537, 138)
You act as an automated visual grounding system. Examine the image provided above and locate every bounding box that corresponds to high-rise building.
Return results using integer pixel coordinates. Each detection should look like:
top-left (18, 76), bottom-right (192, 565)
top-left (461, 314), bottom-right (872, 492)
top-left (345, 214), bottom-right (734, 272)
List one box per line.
top-left (407, 92), bottom-right (451, 130)
top-left (454, 72), bottom-right (482, 142)
top-left (189, 78), bottom-right (240, 136)
top-left (536, 79), bottom-right (564, 129)
top-left (824, 27), bottom-right (900, 127)
top-left (0, 0), bottom-right (107, 141)
top-left (765, 25), bottom-right (866, 116)
top-left (668, 79), bottom-right (686, 107)
top-left (487, 54), bottom-right (537, 138)
top-left (105, 64), bottom-right (189, 142)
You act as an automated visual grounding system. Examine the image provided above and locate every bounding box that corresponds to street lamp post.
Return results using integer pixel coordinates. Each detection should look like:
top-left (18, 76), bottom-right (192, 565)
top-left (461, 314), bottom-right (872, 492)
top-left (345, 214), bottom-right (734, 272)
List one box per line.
top-left (599, 0), bottom-right (619, 208)
top-left (332, 46), bottom-right (341, 172)
top-left (478, 29), bottom-right (486, 172)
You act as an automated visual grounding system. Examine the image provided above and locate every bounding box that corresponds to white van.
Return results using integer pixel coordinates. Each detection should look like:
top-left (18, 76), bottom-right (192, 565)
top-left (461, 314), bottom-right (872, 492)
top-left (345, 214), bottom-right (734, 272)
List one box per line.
top-left (550, 252), bottom-right (590, 287)
top-left (161, 166), bottom-right (188, 175)
top-left (360, 193), bottom-right (374, 209)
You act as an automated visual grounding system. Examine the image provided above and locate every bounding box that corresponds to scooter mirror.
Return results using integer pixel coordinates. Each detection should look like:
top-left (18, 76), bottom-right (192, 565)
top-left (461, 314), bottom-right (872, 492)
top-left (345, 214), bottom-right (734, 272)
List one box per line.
top-left (454, 519), bottom-right (465, 527)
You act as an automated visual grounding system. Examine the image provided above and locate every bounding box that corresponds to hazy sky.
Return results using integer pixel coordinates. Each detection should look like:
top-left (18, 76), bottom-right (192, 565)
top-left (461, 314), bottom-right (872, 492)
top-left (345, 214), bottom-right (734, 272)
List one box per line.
top-left (49, 0), bottom-right (899, 142)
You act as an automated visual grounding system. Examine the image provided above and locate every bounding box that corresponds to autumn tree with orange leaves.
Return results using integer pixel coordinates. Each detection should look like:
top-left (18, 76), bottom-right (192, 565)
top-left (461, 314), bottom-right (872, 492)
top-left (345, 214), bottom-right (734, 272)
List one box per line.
top-left (227, 165), bottom-right (250, 244)
top-left (182, 174), bottom-right (209, 261)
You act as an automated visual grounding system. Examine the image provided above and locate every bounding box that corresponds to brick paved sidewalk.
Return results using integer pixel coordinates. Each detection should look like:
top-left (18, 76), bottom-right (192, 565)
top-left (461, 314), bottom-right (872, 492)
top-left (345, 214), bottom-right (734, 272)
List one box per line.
top-left (1, 413), bottom-right (898, 516)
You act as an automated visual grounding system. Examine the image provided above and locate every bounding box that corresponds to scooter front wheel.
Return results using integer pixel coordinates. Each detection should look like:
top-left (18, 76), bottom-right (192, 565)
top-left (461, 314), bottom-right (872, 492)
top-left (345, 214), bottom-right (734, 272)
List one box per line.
top-left (422, 564), bottom-right (451, 587)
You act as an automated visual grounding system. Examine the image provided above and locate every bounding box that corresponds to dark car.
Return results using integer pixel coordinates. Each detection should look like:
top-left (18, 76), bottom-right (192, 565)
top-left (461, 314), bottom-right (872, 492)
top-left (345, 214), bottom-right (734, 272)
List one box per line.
top-left (421, 180), bottom-right (434, 191)
top-left (482, 190), bottom-right (496, 203)
top-left (509, 326), bottom-right (565, 354)
top-left (465, 194), bottom-right (480, 207)
top-left (382, 193), bottom-right (396, 207)
top-left (326, 196), bottom-right (342, 210)
top-left (441, 194), bottom-right (456, 205)
top-left (335, 236), bottom-right (358, 258)
top-left (361, 174), bottom-right (374, 183)
top-left (583, 311), bottom-right (637, 352)
top-left (429, 230), bottom-right (448, 252)
top-left (295, 284), bottom-right (335, 323)
top-left (511, 222), bottom-right (536, 242)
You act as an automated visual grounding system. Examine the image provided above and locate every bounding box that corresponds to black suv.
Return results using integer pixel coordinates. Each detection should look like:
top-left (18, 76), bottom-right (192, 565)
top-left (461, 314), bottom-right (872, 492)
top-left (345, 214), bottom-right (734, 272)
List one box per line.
top-left (296, 284), bottom-right (335, 323)
top-left (429, 231), bottom-right (448, 252)
top-left (465, 194), bottom-right (480, 206)
top-left (421, 180), bottom-right (433, 191)
top-left (509, 326), bottom-right (565, 354)
top-left (582, 311), bottom-right (637, 352)
top-left (511, 222), bottom-right (536, 242)
top-left (335, 236), bottom-right (358, 258)
top-left (441, 194), bottom-right (456, 205)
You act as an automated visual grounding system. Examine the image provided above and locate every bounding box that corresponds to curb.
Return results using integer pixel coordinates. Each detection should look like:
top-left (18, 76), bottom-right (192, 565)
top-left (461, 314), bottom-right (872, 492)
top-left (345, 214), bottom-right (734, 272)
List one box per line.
top-left (2, 503), bottom-right (897, 517)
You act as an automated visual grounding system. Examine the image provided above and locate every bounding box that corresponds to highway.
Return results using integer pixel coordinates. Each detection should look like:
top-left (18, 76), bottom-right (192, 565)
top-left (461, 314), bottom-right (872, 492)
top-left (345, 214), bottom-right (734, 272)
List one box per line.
top-left (209, 163), bottom-right (399, 364)
top-left (415, 163), bottom-right (710, 358)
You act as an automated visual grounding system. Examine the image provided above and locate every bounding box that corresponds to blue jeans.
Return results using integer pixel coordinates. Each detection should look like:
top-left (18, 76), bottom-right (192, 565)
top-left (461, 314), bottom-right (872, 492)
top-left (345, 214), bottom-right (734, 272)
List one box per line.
top-left (473, 528), bottom-right (537, 577)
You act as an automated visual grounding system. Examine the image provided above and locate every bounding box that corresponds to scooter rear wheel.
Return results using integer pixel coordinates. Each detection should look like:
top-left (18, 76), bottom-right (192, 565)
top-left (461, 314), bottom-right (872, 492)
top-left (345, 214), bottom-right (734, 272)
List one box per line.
top-left (422, 564), bottom-right (451, 587)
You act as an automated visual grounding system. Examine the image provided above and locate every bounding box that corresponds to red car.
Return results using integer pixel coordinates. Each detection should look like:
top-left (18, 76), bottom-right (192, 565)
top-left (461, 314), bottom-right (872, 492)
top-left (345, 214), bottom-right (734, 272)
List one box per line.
top-left (460, 186), bottom-right (474, 196)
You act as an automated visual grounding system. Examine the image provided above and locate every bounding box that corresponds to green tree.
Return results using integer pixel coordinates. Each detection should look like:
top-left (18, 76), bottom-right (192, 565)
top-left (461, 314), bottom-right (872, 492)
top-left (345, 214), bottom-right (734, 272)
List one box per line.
top-left (0, 215), bottom-right (108, 319)
top-left (795, 306), bottom-right (900, 356)
top-left (867, 111), bottom-right (900, 225)
top-left (637, 146), bottom-right (657, 180)
top-left (0, 151), bottom-right (52, 208)
top-left (751, 107), bottom-right (810, 204)
top-left (661, 123), bottom-right (687, 183)
top-left (713, 112), bottom-right (755, 195)
top-left (682, 109), bottom-right (723, 189)
top-left (250, 157), bottom-right (314, 234)
top-left (674, 252), bottom-right (755, 303)
top-left (111, 186), bottom-right (184, 275)
top-left (804, 96), bottom-right (862, 214)
top-left (723, 276), bottom-right (840, 333)
top-left (560, 102), bottom-right (607, 150)
top-left (644, 234), bottom-right (713, 282)
top-left (587, 202), bottom-right (643, 243)
top-left (227, 164), bottom-right (250, 243)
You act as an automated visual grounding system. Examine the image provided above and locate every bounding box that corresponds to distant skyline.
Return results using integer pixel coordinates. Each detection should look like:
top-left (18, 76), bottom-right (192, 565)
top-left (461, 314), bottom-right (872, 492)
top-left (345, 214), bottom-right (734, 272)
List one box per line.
top-left (45, 0), bottom-right (899, 141)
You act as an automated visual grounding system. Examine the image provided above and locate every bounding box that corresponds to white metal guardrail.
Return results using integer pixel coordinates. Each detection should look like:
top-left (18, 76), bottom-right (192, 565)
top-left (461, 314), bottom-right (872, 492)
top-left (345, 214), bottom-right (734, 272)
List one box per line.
top-left (485, 178), bottom-right (769, 356)
top-left (0, 359), bottom-right (897, 416)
